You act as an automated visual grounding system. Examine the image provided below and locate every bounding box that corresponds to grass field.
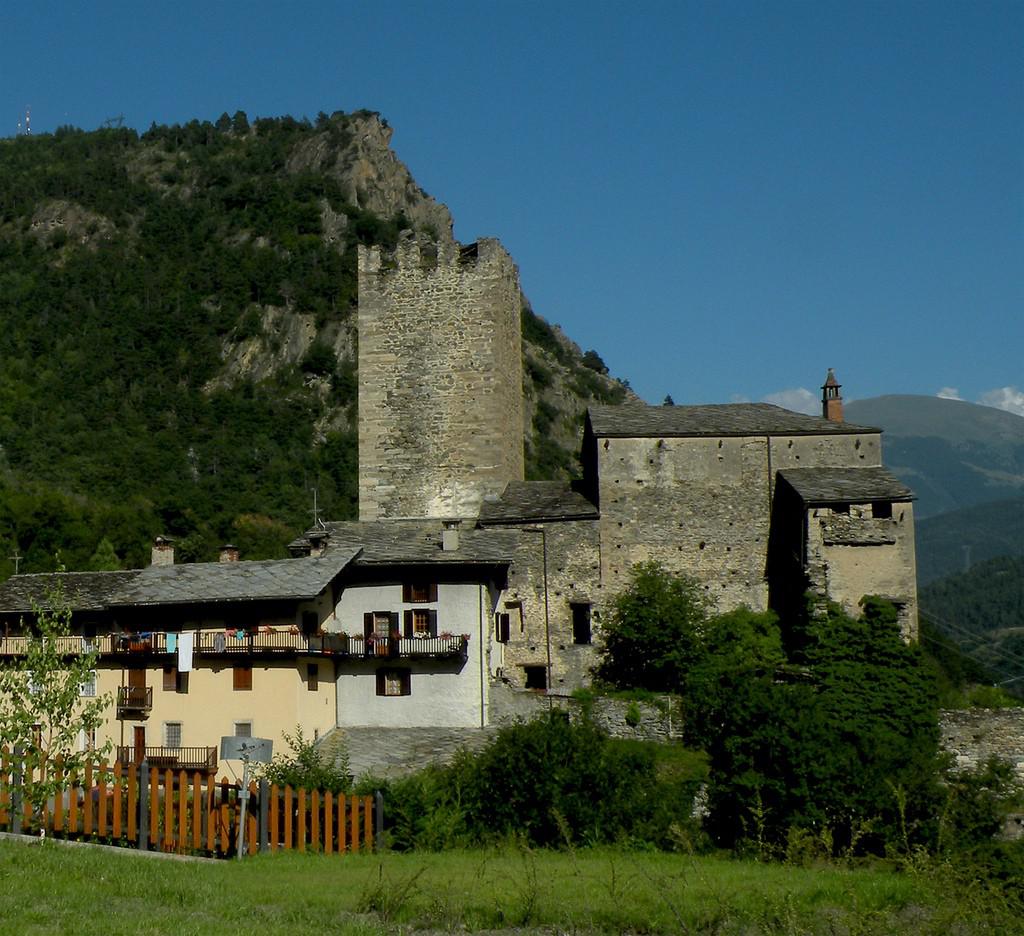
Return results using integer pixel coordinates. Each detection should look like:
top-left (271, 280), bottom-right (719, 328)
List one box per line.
top-left (0, 837), bottom-right (1017, 935)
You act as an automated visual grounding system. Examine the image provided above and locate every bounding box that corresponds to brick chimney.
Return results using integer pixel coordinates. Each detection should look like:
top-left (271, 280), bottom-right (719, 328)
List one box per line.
top-left (821, 369), bottom-right (843, 422)
top-left (219, 544), bottom-right (240, 563)
top-left (151, 536), bottom-right (175, 566)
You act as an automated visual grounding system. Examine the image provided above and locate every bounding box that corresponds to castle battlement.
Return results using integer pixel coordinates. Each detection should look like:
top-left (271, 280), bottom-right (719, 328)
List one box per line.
top-left (358, 237), bottom-right (512, 278)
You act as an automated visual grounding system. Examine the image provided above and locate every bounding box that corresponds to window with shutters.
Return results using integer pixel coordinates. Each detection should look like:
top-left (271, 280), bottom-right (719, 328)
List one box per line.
top-left (403, 607), bottom-right (437, 638)
top-left (376, 668), bottom-right (411, 696)
top-left (233, 665), bottom-right (252, 691)
top-left (403, 582), bottom-right (437, 603)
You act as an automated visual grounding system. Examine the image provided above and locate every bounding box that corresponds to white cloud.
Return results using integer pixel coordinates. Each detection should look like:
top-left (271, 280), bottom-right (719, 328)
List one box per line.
top-left (977, 386), bottom-right (1024, 417)
top-left (761, 387), bottom-right (819, 415)
top-left (936, 387), bottom-right (962, 400)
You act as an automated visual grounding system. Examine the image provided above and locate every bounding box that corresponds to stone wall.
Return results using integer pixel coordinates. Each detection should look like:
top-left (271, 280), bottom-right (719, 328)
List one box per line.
top-left (489, 683), bottom-right (682, 742)
top-left (357, 237), bottom-right (524, 521)
top-left (939, 708), bottom-right (1024, 780)
top-left (806, 502), bottom-right (918, 639)
top-left (490, 520), bottom-right (603, 691)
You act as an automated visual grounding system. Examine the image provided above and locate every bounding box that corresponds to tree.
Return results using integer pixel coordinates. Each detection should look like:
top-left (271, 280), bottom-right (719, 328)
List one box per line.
top-left (595, 562), bottom-right (712, 693)
top-left (702, 598), bottom-right (942, 853)
top-left (0, 581), bottom-right (112, 820)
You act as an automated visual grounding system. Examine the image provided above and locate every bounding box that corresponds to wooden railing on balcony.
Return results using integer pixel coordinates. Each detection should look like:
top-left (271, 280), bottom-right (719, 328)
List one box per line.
top-left (116, 686), bottom-right (153, 713)
top-left (115, 746), bottom-right (218, 772)
top-left (347, 634), bottom-right (469, 659)
top-left (1, 630), bottom-right (469, 661)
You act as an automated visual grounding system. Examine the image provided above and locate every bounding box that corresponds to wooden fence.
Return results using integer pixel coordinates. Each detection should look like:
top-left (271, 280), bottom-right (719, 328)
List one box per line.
top-left (0, 748), bottom-right (380, 858)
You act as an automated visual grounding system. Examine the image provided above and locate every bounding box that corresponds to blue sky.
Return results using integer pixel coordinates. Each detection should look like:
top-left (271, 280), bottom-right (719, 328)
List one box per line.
top-left (1, 1), bottom-right (1021, 413)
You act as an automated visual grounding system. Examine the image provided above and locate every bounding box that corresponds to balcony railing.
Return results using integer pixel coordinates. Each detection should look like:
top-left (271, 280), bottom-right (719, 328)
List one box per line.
top-left (1, 630), bottom-right (469, 661)
top-left (115, 745), bottom-right (218, 772)
top-left (348, 634), bottom-right (469, 659)
top-left (116, 686), bottom-right (153, 716)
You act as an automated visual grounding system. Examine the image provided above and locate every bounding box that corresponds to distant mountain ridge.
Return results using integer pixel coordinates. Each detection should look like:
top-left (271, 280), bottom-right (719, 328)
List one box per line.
top-left (845, 395), bottom-right (1024, 520)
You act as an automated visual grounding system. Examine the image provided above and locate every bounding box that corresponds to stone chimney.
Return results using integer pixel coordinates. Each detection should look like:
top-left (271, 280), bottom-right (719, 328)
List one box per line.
top-left (442, 520), bottom-right (461, 552)
top-left (219, 544), bottom-right (240, 563)
top-left (821, 369), bottom-right (844, 422)
top-left (151, 536), bottom-right (175, 567)
top-left (308, 530), bottom-right (329, 558)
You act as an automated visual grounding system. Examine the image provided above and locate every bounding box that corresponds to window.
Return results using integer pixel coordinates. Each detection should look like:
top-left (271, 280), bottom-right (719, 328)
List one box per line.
top-left (872, 500), bottom-right (893, 519)
top-left (163, 666), bottom-right (176, 691)
top-left (375, 668), bottom-right (411, 697)
top-left (78, 728), bottom-right (96, 752)
top-left (495, 612), bottom-right (510, 644)
top-left (403, 582), bottom-right (437, 603)
top-left (373, 612), bottom-right (393, 638)
top-left (301, 611), bottom-right (318, 635)
top-left (307, 663), bottom-right (319, 692)
top-left (79, 670), bottom-right (97, 697)
top-left (233, 721), bottom-right (252, 738)
top-left (403, 608), bottom-right (437, 638)
top-left (164, 722), bottom-right (182, 748)
top-left (233, 666), bottom-right (252, 691)
top-left (571, 603), bottom-right (592, 645)
top-left (524, 665), bottom-right (547, 691)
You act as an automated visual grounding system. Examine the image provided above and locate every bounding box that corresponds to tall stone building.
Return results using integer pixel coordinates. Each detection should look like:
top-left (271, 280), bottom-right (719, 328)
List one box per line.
top-left (357, 237), bottom-right (524, 521)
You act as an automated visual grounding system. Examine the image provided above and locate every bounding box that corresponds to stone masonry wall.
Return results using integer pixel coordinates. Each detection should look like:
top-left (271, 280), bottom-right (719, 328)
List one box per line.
top-left (939, 708), bottom-right (1024, 781)
top-left (358, 238), bottom-right (524, 520)
top-left (491, 519), bottom-right (603, 691)
top-left (596, 435), bottom-right (774, 613)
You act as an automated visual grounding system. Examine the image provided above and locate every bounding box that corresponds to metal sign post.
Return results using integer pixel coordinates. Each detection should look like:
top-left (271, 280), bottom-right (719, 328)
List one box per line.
top-left (220, 737), bottom-right (273, 859)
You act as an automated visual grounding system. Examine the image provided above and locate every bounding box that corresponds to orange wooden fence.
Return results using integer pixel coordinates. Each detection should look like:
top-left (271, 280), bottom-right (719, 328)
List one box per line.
top-left (0, 748), bottom-right (379, 858)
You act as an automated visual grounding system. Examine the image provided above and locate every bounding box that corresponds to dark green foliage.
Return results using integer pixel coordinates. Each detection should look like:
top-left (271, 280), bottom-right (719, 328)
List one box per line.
top-left (300, 341), bottom-right (337, 376)
top-left (260, 726), bottom-right (352, 794)
top-left (703, 598), bottom-right (942, 853)
top-left (361, 713), bottom-right (702, 851)
top-left (580, 350), bottom-right (608, 374)
top-left (595, 562), bottom-right (712, 693)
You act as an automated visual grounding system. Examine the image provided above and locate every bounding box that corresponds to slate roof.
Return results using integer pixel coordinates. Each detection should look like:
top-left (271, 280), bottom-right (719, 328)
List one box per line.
top-left (587, 403), bottom-right (878, 438)
top-left (0, 571), bottom-right (142, 614)
top-left (290, 521), bottom-right (519, 565)
top-left (477, 481), bottom-right (598, 525)
top-left (777, 467), bottom-right (914, 504)
top-left (109, 553), bottom-right (359, 607)
top-left (0, 554), bottom-right (358, 614)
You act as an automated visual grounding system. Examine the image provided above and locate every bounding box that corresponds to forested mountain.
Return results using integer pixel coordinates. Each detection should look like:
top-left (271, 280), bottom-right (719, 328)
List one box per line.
top-left (0, 111), bottom-right (627, 576)
top-left (844, 395), bottom-right (1024, 520)
top-left (919, 556), bottom-right (1024, 696)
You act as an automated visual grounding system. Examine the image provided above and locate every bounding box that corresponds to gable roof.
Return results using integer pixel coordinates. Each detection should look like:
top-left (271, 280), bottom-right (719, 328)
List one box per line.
top-left (0, 570), bottom-right (142, 614)
top-left (289, 521), bottom-right (518, 565)
top-left (477, 481), bottom-right (598, 525)
top-left (109, 553), bottom-right (359, 607)
top-left (0, 554), bottom-right (358, 615)
top-left (777, 467), bottom-right (914, 504)
top-left (587, 403), bottom-right (878, 438)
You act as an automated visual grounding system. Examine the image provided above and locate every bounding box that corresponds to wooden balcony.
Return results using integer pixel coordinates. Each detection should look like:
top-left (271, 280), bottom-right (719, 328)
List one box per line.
top-left (348, 634), bottom-right (469, 660)
top-left (1, 630), bottom-right (469, 662)
top-left (116, 686), bottom-right (153, 718)
top-left (115, 745), bottom-right (218, 773)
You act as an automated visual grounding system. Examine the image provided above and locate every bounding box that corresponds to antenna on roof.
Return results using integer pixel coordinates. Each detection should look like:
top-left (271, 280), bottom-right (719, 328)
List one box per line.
top-left (310, 487), bottom-right (326, 529)
top-left (10, 550), bottom-right (22, 574)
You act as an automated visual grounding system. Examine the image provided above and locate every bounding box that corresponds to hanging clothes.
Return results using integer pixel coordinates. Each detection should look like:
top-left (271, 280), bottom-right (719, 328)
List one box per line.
top-left (166, 633), bottom-right (177, 653)
top-left (177, 632), bottom-right (194, 673)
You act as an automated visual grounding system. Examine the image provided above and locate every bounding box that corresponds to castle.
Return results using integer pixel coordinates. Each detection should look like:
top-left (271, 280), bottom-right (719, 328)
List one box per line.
top-left (0, 235), bottom-right (917, 767)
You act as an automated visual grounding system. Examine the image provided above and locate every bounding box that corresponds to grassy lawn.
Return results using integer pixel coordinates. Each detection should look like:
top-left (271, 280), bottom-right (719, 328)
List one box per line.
top-left (0, 838), bottom-right (1016, 935)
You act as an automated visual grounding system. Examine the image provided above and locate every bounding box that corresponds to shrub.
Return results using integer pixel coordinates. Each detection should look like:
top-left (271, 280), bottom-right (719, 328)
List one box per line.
top-left (259, 726), bottom-right (352, 794)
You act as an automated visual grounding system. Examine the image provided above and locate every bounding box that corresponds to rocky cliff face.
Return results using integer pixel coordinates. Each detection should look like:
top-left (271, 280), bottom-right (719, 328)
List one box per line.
top-left (286, 112), bottom-right (455, 245)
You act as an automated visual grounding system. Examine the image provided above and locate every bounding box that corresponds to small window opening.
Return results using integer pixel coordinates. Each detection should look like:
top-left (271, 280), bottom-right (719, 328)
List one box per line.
top-left (524, 665), bottom-right (547, 691)
top-left (872, 501), bottom-right (893, 519)
top-left (571, 603), bottom-right (592, 645)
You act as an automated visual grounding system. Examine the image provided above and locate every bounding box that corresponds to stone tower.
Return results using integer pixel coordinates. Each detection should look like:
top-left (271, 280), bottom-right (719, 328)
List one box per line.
top-left (357, 237), bottom-right (525, 520)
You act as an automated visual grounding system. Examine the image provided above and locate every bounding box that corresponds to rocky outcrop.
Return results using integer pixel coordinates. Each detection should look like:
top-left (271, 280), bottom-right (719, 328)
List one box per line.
top-left (287, 112), bottom-right (455, 243)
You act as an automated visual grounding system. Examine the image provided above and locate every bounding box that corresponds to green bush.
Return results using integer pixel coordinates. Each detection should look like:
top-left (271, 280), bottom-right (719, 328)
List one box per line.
top-left (259, 726), bottom-right (352, 794)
